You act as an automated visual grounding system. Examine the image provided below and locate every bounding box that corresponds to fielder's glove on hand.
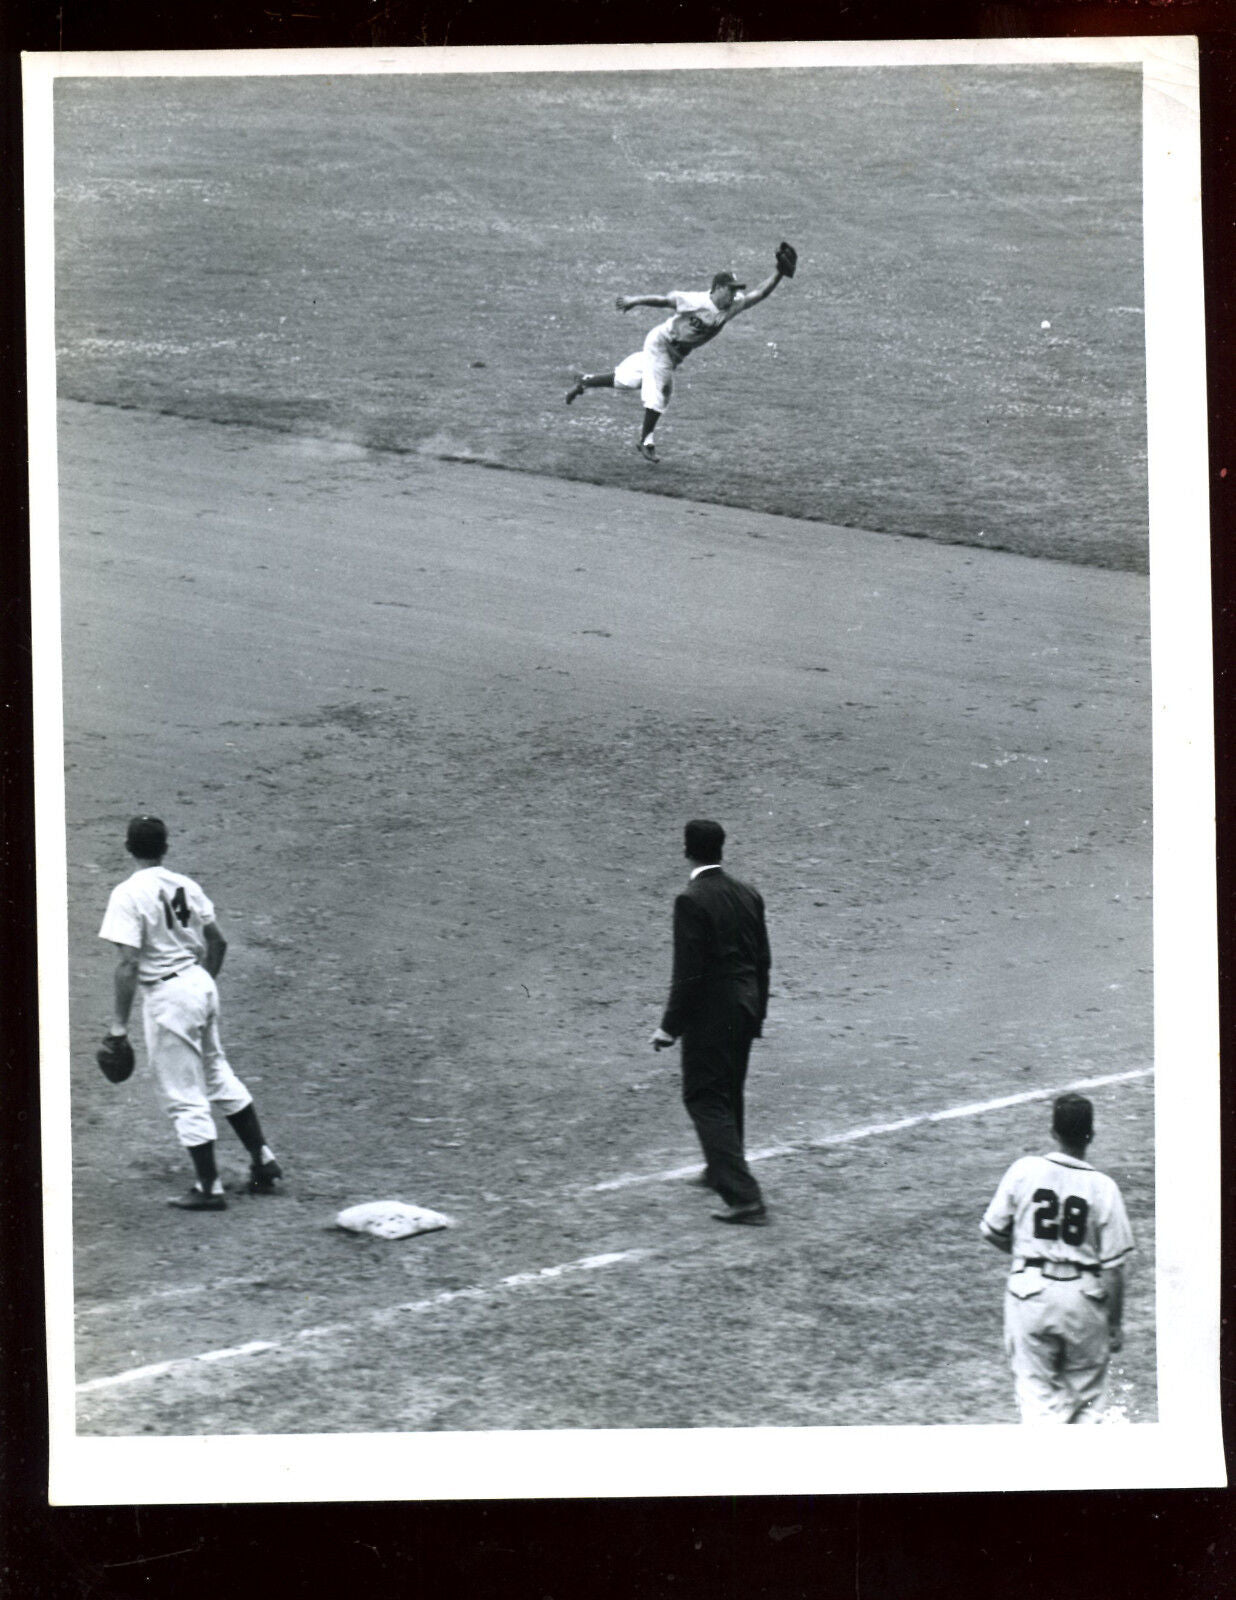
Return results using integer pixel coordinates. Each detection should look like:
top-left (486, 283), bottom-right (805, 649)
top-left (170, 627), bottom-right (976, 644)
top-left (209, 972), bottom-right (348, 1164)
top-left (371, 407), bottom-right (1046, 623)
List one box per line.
top-left (775, 240), bottom-right (798, 278)
top-left (97, 1032), bottom-right (136, 1083)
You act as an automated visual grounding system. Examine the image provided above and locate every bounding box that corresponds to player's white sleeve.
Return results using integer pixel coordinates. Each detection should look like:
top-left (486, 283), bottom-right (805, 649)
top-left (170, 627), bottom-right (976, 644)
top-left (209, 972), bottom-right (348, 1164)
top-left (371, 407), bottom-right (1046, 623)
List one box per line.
top-left (98, 885), bottom-right (141, 948)
top-left (1097, 1179), bottom-right (1136, 1266)
top-left (980, 1158), bottom-right (1024, 1244)
top-left (189, 882), bottom-right (216, 924)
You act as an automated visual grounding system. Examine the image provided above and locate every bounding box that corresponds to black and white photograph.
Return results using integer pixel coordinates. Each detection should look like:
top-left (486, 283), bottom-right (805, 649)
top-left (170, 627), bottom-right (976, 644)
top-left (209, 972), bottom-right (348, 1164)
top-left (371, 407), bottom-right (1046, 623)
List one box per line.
top-left (23, 36), bottom-right (1223, 1502)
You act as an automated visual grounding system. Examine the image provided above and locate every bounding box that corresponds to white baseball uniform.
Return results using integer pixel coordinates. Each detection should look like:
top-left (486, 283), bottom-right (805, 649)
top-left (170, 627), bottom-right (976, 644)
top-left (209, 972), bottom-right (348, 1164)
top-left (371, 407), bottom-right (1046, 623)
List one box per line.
top-left (981, 1151), bottom-right (1134, 1423)
top-left (99, 866), bottom-right (253, 1148)
top-left (613, 290), bottom-right (747, 413)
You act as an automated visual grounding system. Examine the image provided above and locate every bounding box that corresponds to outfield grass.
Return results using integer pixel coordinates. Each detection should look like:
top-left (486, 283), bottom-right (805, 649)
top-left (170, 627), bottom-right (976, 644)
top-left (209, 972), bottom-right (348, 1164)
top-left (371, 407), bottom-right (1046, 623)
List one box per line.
top-left (54, 64), bottom-right (1147, 568)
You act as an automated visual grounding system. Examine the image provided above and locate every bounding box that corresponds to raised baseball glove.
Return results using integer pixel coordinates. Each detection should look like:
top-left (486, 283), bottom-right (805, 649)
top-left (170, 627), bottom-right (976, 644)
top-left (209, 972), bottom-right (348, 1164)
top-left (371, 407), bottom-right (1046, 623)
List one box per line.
top-left (97, 1032), bottom-right (135, 1084)
top-left (775, 240), bottom-right (798, 278)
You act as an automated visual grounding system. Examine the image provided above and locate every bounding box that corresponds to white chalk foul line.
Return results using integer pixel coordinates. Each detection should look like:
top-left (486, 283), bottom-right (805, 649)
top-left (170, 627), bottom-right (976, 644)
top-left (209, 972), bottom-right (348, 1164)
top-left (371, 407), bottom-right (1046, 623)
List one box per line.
top-left (75, 1250), bottom-right (649, 1396)
top-left (77, 1067), bottom-right (1154, 1392)
top-left (588, 1066), bottom-right (1155, 1192)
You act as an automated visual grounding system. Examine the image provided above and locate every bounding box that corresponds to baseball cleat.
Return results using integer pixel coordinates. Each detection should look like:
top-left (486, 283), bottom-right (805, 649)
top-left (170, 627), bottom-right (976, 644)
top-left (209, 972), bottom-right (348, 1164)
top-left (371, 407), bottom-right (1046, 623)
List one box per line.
top-left (248, 1156), bottom-right (283, 1194)
top-left (169, 1186), bottom-right (228, 1212)
top-left (565, 377), bottom-right (585, 404)
top-left (637, 439), bottom-right (659, 463)
top-left (712, 1202), bottom-right (769, 1226)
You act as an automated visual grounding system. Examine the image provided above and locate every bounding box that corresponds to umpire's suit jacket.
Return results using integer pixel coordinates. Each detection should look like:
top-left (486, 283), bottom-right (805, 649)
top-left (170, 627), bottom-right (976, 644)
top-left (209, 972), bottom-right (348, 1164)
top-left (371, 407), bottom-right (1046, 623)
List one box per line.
top-left (660, 866), bottom-right (771, 1045)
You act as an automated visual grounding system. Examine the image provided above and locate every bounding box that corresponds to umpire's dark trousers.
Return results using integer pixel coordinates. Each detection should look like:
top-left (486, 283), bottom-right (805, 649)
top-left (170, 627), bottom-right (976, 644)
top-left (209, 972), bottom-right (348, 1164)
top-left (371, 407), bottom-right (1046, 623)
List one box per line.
top-left (680, 1002), bottom-right (763, 1208)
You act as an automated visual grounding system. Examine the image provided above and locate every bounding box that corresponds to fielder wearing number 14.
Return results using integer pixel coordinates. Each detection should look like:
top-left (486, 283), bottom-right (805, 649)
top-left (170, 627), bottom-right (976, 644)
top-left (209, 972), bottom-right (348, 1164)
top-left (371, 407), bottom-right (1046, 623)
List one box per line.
top-left (98, 815), bottom-right (283, 1212)
top-left (981, 1093), bottom-right (1134, 1424)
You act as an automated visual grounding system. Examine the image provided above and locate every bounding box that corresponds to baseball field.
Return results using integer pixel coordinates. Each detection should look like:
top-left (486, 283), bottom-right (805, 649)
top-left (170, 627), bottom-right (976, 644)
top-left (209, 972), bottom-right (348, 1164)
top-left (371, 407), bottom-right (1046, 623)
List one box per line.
top-left (50, 62), bottom-right (1156, 1438)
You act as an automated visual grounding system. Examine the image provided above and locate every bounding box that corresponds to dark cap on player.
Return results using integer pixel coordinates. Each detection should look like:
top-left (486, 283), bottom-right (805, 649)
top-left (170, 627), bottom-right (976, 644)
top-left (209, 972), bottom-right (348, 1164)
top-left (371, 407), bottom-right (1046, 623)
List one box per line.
top-left (126, 815), bottom-right (169, 858)
top-left (1051, 1092), bottom-right (1094, 1146)
top-left (711, 271), bottom-right (746, 291)
top-left (684, 819), bottom-right (725, 864)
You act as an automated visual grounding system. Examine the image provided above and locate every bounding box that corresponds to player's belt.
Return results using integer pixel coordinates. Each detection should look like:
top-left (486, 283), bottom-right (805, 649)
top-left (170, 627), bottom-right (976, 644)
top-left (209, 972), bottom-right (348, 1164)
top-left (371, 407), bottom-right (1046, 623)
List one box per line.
top-left (141, 968), bottom-right (190, 985)
top-left (1017, 1257), bottom-right (1101, 1279)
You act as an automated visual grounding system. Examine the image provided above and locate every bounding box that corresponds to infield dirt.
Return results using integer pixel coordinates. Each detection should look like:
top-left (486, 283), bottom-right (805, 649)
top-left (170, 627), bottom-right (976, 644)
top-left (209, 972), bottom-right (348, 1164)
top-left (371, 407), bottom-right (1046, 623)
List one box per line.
top-left (60, 398), bottom-right (1154, 1432)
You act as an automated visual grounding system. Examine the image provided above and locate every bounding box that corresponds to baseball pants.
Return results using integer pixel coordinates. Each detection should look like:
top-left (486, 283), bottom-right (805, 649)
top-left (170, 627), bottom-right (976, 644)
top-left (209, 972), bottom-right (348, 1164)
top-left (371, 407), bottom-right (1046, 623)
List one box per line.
top-left (1004, 1273), bottom-right (1113, 1423)
top-left (140, 965), bottom-right (252, 1148)
top-left (613, 330), bottom-right (680, 413)
top-left (680, 1005), bottom-right (763, 1209)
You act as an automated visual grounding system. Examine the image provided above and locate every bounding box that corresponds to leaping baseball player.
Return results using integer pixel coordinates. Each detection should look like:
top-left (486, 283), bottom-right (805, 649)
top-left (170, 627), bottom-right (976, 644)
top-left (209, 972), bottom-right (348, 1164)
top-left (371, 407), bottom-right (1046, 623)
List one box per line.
top-left (97, 815), bottom-right (283, 1211)
top-left (981, 1093), bottom-right (1134, 1424)
top-left (565, 241), bottom-right (798, 462)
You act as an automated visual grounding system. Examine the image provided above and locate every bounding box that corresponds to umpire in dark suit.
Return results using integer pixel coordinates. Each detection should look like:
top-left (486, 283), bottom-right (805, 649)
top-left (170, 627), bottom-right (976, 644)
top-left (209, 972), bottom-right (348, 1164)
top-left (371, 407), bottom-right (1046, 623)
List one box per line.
top-left (651, 820), bottom-right (771, 1225)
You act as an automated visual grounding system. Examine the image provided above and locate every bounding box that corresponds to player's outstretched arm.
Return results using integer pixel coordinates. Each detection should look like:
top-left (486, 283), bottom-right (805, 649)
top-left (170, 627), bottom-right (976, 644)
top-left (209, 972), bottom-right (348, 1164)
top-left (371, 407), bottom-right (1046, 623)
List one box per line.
top-left (615, 294), bottom-right (674, 312)
top-left (731, 269), bottom-right (785, 315)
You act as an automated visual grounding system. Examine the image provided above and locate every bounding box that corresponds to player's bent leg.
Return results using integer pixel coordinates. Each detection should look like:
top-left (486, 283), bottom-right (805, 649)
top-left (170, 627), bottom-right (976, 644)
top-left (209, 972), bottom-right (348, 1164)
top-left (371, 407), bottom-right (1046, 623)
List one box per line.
top-left (612, 351), bottom-right (645, 391)
top-left (224, 1103), bottom-right (283, 1193)
top-left (162, 1079), bottom-right (218, 1150)
top-left (637, 353), bottom-right (673, 459)
top-left (201, 1017), bottom-right (250, 1113)
top-left (204, 1050), bottom-right (284, 1193)
top-left (199, 981), bottom-right (256, 1117)
top-left (193, 980), bottom-right (283, 1193)
top-left (566, 371), bottom-right (616, 403)
top-left (637, 407), bottom-right (663, 462)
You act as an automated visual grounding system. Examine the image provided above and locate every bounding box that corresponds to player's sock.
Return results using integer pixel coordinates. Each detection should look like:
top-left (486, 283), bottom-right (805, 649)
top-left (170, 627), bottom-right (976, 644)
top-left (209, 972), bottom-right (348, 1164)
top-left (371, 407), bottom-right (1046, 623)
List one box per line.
top-left (640, 407), bottom-right (659, 442)
top-left (187, 1139), bottom-right (222, 1194)
top-left (585, 373), bottom-right (616, 389)
top-left (227, 1103), bottom-right (268, 1159)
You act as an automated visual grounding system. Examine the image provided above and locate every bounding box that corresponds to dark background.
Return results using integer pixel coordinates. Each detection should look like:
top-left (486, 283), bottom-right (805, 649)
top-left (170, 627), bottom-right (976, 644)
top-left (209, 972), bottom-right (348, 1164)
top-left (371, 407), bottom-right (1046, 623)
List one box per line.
top-left (2, 0), bottom-right (1232, 1594)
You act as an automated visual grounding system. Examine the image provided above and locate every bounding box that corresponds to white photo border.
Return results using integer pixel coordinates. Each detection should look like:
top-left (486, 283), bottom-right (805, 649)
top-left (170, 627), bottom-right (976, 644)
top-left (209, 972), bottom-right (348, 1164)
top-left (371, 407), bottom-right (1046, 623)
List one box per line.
top-left (24, 34), bottom-right (1224, 1503)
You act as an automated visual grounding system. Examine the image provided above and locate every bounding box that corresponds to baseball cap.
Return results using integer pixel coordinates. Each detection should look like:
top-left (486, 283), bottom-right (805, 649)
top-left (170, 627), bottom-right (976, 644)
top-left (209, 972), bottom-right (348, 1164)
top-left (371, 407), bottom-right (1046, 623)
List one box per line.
top-left (711, 270), bottom-right (746, 291)
top-left (126, 814), bottom-right (168, 857)
top-left (1052, 1092), bottom-right (1094, 1144)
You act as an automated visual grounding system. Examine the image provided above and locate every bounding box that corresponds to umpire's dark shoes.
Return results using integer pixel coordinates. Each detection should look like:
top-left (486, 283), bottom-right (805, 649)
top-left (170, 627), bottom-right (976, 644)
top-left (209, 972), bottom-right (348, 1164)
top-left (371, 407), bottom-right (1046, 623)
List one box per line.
top-left (712, 1202), bottom-right (769, 1226)
top-left (169, 1186), bottom-right (227, 1212)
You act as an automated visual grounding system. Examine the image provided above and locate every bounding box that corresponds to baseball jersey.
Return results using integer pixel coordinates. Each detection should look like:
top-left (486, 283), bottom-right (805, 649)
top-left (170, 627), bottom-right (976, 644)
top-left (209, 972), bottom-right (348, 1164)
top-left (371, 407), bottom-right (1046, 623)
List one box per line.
top-left (99, 866), bottom-right (215, 981)
top-left (657, 290), bottom-right (745, 357)
top-left (981, 1151), bottom-right (1135, 1270)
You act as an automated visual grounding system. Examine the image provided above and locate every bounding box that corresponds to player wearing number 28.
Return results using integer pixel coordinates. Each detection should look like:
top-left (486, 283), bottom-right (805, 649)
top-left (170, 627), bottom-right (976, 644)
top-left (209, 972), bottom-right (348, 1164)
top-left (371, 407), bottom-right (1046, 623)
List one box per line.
top-left (981, 1094), bottom-right (1134, 1423)
top-left (99, 815), bottom-right (282, 1211)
